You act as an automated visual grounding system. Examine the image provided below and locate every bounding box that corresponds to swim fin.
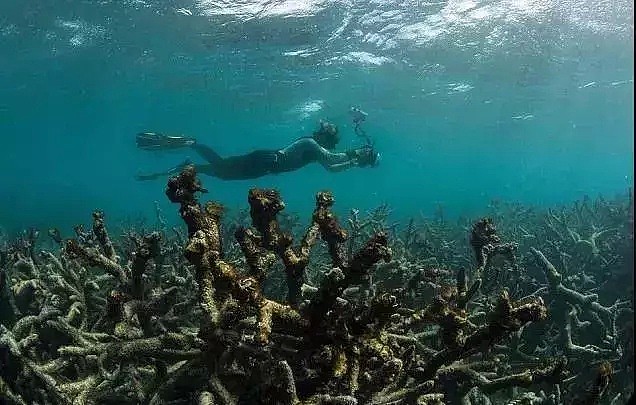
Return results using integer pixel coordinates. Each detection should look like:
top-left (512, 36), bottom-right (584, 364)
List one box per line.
top-left (136, 132), bottom-right (196, 151)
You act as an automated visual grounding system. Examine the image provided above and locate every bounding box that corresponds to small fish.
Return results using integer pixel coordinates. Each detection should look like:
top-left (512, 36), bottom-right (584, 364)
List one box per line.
top-left (512, 114), bottom-right (534, 120)
top-left (611, 79), bottom-right (633, 86)
top-left (579, 81), bottom-right (596, 89)
top-left (176, 8), bottom-right (193, 16)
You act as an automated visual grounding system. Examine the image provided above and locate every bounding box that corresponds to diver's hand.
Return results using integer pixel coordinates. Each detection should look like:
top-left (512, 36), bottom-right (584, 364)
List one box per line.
top-left (345, 148), bottom-right (360, 160)
top-left (346, 146), bottom-right (369, 160)
top-left (347, 146), bottom-right (378, 167)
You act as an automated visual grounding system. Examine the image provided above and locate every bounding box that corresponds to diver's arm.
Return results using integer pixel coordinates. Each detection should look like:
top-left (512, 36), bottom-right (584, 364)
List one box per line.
top-left (318, 149), bottom-right (355, 165)
top-left (279, 138), bottom-right (355, 166)
top-left (311, 143), bottom-right (363, 171)
top-left (325, 160), bottom-right (359, 172)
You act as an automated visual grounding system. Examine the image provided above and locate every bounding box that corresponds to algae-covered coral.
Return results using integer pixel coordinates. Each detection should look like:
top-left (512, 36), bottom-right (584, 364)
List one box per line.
top-left (1, 166), bottom-right (633, 404)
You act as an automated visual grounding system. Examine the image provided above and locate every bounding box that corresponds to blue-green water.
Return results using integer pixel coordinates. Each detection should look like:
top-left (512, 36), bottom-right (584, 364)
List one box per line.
top-left (0, 0), bottom-right (633, 234)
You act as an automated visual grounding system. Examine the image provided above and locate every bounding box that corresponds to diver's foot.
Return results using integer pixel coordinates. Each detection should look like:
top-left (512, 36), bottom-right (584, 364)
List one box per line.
top-left (136, 132), bottom-right (196, 151)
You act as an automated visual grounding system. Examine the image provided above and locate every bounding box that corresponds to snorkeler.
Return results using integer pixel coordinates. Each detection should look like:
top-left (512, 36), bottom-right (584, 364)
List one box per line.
top-left (135, 121), bottom-right (380, 181)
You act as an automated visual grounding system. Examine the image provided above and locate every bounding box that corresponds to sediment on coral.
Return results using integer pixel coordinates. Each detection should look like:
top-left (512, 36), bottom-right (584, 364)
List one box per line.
top-left (0, 168), bottom-right (632, 404)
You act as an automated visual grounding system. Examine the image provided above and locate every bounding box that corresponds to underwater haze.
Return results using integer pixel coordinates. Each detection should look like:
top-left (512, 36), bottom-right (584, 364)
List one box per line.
top-left (0, 0), bottom-right (633, 233)
top-left (1, 1), bottom-right (635, 404)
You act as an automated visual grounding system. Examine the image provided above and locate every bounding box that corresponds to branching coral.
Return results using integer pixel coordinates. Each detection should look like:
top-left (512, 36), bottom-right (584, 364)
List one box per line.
top-left (0, 208), bottom-right (199, 404)
top-left (156, 166), bottom-right (561, 404)
top-left (0, 169), bottom-right (632, 404)
top-left (530, 248), bottom-right (628, 357)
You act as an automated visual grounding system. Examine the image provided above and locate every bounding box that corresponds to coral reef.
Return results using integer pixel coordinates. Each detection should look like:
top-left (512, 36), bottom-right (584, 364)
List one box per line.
top-left (0, 167), bottom-right (633, 404)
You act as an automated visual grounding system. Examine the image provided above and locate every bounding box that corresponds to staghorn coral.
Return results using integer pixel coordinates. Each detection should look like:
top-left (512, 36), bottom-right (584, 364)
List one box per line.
top-left (0, 169), bottom-right (632, 404)
top-left (380, 192), bottom-right (633, 403)
top-left (0, 208), bottom-right (200, 404)
top-left (156, 166), bottom-right (560, 404)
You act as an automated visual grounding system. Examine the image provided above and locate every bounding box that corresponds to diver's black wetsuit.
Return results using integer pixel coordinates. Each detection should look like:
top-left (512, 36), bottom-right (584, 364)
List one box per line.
top-left (192, 137), bottom-right (353, 180)
top-left (192, 145), bottom-right (280, 180)
top-left (137, 137), bottom-right (359, 181)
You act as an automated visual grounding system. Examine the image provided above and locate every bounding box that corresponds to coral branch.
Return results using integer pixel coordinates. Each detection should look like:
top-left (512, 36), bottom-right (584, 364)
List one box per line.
top-left (2, 166), bottom-right (631, 404)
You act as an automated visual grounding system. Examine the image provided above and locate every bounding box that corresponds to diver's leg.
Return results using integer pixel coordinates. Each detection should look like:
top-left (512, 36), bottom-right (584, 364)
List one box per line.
top-left (135, 161), bottom-right (210, 181)
top-left (191, 144), bottom-right (223, 164)
top-left (185, 146), bottom-right (277, 180)
top-left (207, 150), bottom-right (278, 180)
top-left (136, 132), bottom-right (196, 151)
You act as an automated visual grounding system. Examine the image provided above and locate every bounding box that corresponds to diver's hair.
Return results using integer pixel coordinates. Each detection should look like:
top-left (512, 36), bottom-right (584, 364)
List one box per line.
top-left (312, 120), bottom-right (340, 150)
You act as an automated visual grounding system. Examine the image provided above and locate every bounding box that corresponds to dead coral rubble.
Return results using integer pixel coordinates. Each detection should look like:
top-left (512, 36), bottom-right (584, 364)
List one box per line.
top-left (156, 166), bottom-right (556, 404)
top-left (0, 208), bottom-right (200, 404)
top-left (0, 168), bottom-right (631, 404)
